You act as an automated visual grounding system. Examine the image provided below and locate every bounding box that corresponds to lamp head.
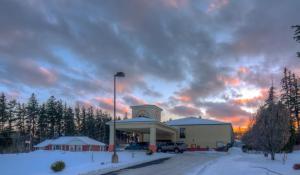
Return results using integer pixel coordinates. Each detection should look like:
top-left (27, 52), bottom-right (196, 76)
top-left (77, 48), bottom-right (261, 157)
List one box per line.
top-left (115, 72), bottom-right (125, 77)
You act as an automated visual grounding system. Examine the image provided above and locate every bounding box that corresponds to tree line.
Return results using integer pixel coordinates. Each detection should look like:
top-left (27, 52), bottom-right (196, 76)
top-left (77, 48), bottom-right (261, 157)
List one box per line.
top-left (0, 93), bottom-right (112, 153)
top-left (292, 25), bottom-right (300, 58)
top-left (242, 68), bottom-right (300, 160)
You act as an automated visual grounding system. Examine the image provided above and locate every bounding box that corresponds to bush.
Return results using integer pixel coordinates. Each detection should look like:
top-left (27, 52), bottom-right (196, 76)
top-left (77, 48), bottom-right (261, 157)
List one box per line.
top-left (293, 163), bottom-right (300, 170)
top-left (51, 161), bottom-right (65, 172)
top-left (146, 149), bottom-right (153, 155)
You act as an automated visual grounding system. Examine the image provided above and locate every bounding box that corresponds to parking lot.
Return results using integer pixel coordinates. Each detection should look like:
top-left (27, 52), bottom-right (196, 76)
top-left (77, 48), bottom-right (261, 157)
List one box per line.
top-left (105, 152), bottom-right (224, 175)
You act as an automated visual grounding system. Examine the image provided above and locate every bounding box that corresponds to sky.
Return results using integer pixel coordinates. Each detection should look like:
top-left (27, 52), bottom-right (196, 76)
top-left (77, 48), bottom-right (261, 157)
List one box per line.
top-left (0, 0), bottom-right (299, 129)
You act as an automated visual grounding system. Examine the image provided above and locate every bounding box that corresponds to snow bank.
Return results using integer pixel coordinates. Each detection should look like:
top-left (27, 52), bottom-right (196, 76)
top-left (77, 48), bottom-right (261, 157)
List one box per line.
top-left (196, 147), bottom-right (300, 175)
top-left (0, 150), bottom-right (173, 175)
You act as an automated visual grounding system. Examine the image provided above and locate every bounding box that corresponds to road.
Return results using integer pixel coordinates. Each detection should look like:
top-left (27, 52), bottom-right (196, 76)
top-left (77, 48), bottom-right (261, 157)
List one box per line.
top-left (105, 152), bottom-right (223, 175)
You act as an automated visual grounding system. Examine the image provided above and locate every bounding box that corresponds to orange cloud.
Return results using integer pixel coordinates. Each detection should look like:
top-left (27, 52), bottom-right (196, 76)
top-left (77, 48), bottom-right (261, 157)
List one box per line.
top-left (238, 66), bottom-right (250, 74)
top-left (232, 97), bottom-right (260, 106)
top-left (218, 75), bottom-right (240, 86)
top-left (175, 95), bottom-right (192, 103)
top-left (219, 116), bottom-right (250, 128)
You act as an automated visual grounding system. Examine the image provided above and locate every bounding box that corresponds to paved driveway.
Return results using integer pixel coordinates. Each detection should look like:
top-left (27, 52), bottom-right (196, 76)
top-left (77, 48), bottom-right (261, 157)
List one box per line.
top-left (105, 152), bottom-right (224, 175)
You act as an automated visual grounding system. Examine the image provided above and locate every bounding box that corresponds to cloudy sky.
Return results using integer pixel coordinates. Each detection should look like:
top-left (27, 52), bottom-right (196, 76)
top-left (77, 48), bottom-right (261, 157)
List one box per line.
top-left (0, 0), bottom-right (299, 128)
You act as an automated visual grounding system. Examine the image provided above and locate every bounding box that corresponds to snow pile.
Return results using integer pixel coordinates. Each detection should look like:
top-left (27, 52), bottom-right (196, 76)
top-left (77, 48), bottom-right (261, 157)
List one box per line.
top-left (0, 150), bottom-right (173, 175)
top-left (196, 147), bottom-right (300, 175)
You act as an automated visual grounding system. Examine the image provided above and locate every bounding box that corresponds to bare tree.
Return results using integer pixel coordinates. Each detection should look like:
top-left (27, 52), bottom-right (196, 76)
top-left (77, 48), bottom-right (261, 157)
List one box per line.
top-left (255, 102), bottom-right (290, 160)
top-left (243, 86), bottom-right (291, 160)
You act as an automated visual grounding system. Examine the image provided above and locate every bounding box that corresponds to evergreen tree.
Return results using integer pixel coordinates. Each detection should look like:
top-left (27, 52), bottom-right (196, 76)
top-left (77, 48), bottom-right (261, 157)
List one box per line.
top-left (292, 25), bottom-right (300, 58)
top-left (26, 93), bottom-right (39, 148)
top-left (6, 100), bottom-right (17, 134)
top-left (94, 109), bottom-right (102, 141)
top-left (86, 106), bottom-right (95, 138)
top-left (0, 93), bottom-right (8, 133)
top-left (94, 109), bottom-right (111, 143)
top-left (266, 86), bottom-right (275, 105)
top-left (15, 103), bottom-right (27, 152)
top-left (0, 92), bottom-right (114, 150)
top-left (64, 105), bottom-right (75, 136)
top-left (74, 104), bottom-right (81, 134)
top-left (37, 104), bottom-right (48, 141)
top-left (55, 100), bottom-right (63, 136)
top-left (80, 106), bottom-right (87, 136)
top-left (16, 103), bottom-right (26, 135)
top-left (281, 68), bottom-right (298, 152)
top-left (46, 96), bottom-right (57, 138)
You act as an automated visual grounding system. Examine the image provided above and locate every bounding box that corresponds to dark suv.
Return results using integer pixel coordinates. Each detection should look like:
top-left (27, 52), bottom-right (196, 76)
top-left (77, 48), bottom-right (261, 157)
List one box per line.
top-left (157, 142), bottom-right (187, 153)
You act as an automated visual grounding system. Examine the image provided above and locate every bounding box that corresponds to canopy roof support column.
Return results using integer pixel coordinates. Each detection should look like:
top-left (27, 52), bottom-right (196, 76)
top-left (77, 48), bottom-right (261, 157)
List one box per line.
top-left (149, 127), bottom-right (157, 152)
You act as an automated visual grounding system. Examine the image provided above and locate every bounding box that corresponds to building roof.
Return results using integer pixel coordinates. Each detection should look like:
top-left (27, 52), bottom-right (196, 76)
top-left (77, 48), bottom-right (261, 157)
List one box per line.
top-left (34, 136), bottom-right (106, 147)
top-left (106, 117), bottom-right (177, 132)
top-left (107, 117), bottom-right (157, 124)
top-left (34, 139), bottom-right (54, 147)
top-left (165, 117), bottom-right (231, 126)
top-left (130, 104), bottom-right (163, 111)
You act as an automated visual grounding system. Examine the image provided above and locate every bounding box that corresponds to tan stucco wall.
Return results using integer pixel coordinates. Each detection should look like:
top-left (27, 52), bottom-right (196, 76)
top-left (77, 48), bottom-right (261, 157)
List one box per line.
top-left (131, 105), bottom-right (162, 121)
top-left (172, 124), bottom-right (233, 148)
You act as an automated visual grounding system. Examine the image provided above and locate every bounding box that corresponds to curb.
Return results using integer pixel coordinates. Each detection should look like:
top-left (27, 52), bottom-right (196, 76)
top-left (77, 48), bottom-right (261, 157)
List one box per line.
top-left (80, 154), bottom-right (173, 175)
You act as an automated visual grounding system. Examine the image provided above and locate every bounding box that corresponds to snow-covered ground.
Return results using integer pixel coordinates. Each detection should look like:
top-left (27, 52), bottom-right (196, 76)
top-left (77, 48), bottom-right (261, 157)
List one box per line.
top-left (0, 150), bottom-right (173, 175)
top-left (195, 148), bottom-right (300, 175)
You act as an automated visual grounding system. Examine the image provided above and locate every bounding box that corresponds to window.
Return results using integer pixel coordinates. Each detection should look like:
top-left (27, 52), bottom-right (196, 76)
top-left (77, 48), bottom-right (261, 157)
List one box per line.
top-left (179, 128), bottom-right (186, 138)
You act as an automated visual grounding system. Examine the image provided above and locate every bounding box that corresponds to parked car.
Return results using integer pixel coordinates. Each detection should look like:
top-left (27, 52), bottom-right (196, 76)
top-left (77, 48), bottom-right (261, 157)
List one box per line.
top-left (125, 142), bottom-right (149, 150)
top-left (157, 142), bottom-right (187, 153)
top-left (215, 145), bottom-right (228, 152)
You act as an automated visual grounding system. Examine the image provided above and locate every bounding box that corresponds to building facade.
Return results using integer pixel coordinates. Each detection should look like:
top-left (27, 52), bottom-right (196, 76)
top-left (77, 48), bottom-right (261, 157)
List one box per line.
top-left (107, 104), bottom-right (234, 152)
top-left (34, 136), bottom-right (106, 151)
top-left (166, 117), bottom-right (234, 150)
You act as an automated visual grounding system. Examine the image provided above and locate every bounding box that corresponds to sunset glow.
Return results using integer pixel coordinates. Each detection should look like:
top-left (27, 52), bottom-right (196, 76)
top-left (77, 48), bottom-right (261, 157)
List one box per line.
top-left (0, 0), bottom-right (299, 130)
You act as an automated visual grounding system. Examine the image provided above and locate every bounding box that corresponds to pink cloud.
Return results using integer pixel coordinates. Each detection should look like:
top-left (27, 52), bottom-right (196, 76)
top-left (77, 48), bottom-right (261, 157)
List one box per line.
top-left (163, 0), bottom-right (189, 9)
top-left (12, 59), bottom-right (58, 86)
top-left (122, 94), bottom-right (146, 105)
top-left (207, 0), bottom-right (229, 13)
top-left (38, 66), bottom-right (57, 85)
top-left (93, 97), bottom-right (129, 114)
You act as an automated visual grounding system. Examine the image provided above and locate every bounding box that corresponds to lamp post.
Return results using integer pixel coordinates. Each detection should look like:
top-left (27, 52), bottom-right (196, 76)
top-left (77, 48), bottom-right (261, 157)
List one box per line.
top-left (112, 72), bottom-right (125, 163)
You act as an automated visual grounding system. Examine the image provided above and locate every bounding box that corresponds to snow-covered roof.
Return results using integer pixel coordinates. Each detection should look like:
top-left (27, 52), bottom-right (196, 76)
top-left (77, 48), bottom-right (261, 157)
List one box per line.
top-left (165, 117), bottom-right (231, 126)
top-left (34, 139), bottom-right (54, 147)
top-left (34, 136), bottom-right (106, 146)
top-left (51, 136), bottom-right (106, 146)
top-left (107, 117), bottom-right (157, 124)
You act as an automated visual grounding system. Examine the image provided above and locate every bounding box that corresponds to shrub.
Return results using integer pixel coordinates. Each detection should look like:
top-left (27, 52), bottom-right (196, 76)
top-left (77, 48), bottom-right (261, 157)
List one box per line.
top-left (51, 161), bottom-right (65, 172)
top-left (293, 163), bottom-right (300, 170)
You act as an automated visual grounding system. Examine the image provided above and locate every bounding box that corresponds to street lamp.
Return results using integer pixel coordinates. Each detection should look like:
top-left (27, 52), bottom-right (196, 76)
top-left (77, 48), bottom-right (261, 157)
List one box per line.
top-left (112, 72), bottom-right (125, 163)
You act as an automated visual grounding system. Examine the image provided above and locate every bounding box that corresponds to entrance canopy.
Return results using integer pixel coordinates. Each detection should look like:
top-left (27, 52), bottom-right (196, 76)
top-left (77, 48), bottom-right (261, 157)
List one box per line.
top-left (107, 117), bottom-right (177, 152)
